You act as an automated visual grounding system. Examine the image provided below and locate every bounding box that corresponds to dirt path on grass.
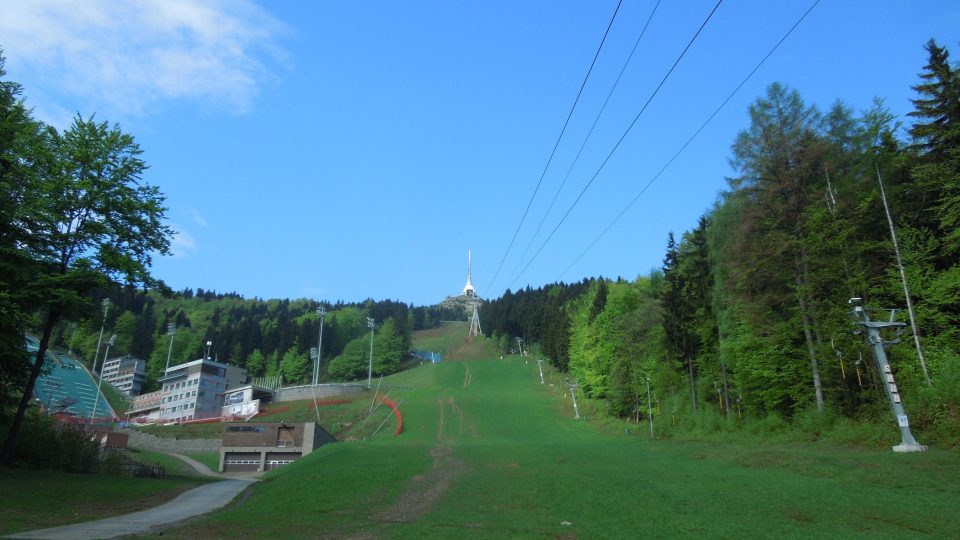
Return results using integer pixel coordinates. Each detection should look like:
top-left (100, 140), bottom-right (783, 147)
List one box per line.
top-left (365, 396), bottom-right (469, 528)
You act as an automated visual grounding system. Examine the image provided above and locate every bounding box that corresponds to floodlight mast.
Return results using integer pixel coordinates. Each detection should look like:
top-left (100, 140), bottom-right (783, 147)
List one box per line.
top-left (314, 306), bottom-right (326, 386)
top-left (164, 323), bottom-right (176, 372)
top-left (367, 317), bottom-right (376, 389)
top-left (91, 333), bottom-right (116, 424)
top-left (849, 298), bottom-right (926, 453)
top-left (92, 299), bottom-right (111, 373)
top-left (537, 359), bottom-right (545, 384)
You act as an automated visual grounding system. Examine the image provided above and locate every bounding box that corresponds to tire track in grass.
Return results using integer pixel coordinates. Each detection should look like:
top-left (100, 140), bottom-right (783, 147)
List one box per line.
top-left (368, 395), bottom-right (468, 527)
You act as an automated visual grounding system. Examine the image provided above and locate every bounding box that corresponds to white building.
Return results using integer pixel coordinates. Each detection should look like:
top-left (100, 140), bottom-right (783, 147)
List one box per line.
top-left (101, 354), bottom-right (147, 396)
top-left (156, 358), bottom-right (247, 423)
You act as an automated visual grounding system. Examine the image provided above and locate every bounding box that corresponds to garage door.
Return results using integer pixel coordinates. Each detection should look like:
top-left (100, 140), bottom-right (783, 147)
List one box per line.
top-left (223, 451), bottom-right (261, 473)
top-left (264, 451), bottom-right (302, 470)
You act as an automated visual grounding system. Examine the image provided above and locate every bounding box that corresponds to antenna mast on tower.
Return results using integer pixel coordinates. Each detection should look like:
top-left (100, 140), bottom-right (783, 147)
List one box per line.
top-left (464, 249), bottom-right (481, 338)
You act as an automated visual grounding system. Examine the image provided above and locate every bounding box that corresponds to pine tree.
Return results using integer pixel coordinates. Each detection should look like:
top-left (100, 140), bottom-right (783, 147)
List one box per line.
top-left (909, 39), bottom-right (960, 256)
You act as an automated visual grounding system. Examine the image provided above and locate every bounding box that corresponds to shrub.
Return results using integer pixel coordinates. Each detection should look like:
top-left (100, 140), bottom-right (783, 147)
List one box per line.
top-left (11, 410), bottom-right (100, 472)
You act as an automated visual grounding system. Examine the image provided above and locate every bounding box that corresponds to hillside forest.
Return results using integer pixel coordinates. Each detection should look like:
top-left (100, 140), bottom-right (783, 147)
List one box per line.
top-left (2, 40), bottom-right (959, 452)
top-left (47, 289), bottom-right (460, 391)
top-left (482, 40), bottom-right (960, 445)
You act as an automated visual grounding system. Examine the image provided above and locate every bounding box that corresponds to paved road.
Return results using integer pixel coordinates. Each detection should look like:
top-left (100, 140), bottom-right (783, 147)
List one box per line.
top-left (7, 478), bottom-right (255, 539)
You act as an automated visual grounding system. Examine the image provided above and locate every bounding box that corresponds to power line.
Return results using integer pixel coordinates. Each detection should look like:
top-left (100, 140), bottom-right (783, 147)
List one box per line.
top-left (508, 0), bottom-right (725, 289)
top-left (559, 0), bottom-right (821, 280)
top-left (485, 0), bottom-right (624, 292)
top-left (505, 0), bottom-right (662, 286)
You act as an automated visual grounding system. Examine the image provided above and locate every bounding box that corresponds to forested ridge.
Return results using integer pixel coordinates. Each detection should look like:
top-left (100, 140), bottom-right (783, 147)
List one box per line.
top-left (47, 287), bottom-right (460, 390)
top-left (482, 40), bottom-right (960, 446)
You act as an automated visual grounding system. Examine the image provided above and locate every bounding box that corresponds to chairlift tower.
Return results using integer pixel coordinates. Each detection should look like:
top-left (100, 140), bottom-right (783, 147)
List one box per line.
top-left (849, 298), bottom-right (926, 453)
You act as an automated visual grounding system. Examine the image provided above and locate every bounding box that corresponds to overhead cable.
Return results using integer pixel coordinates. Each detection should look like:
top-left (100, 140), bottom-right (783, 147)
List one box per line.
top-left (485, 0), bottom-right (624, 292)
top-left (508, 0), bottom-right (725, 289)
top-left (506, 0), bottom-right (662, 285)
top-left (558, 0), bottom-right (821, 280)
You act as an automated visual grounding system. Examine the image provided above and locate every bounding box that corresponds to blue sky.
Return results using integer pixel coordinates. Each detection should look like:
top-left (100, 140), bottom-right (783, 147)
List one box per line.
top-left (3, 1), bottom-right (959, 306)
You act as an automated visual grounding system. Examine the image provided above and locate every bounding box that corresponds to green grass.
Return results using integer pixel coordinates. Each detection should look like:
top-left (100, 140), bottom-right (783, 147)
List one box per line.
top-left (99, 378), bottom-right (130, 416)
top-left (187, 452), bottom-right (221, 473)
top-left (412, 322), bottom-right (466, 356)
top-left (124, 448), bottom-right (218, 479)
top-left (136, 396), bottom-right (374, 441)
top-left (0, 466), bottom-right (204, 535)
top-left (150, 328), bottom-right (960, 538)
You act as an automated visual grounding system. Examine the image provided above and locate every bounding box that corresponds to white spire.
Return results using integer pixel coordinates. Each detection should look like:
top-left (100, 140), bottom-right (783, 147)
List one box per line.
top-left (462, 249), bottom-right (476, 297)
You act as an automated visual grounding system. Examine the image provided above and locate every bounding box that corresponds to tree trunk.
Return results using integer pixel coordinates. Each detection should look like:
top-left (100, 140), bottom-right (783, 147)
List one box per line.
top-left (688, 356), bottom-right (698, 411)
top-left (717, 325), bottom-right (731, 418)
top-left (1, 307), bottom-right (60, 465)
top-left (794, 265), bottom-right (824, 412)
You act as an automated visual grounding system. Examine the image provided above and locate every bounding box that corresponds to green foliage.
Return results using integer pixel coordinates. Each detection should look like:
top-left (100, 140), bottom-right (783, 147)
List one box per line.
top-left (245, 349), bottom-right (266, 377)
top-left (279, 348), bottom-right (309, 384)
top-left (326, 316), bottom-right (410, 381)
top-left (6, 410), bottom-right (100, 472)
top-left (2, 72), bottom-right (174, 463)
top-left (568, 279), bottom-right (661, 418)
top-left (475, 42), bottom-right (960, 446)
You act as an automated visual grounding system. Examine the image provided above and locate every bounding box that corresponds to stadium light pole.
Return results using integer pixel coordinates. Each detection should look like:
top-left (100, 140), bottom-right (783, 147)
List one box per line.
top-left (91, 333), bottom-right (116, 424)
top-left (367, 317), bottom-right (376, 389)
top-left (315, 306), bottom-right (326, 386)
top-left (67, 322), bottom-right (78, 356)
top-left (92, 299), bottom-right (111, 373)
top-left (537, 359), bottom-right (545, 384)
top-left (164, 323), bottom-right (176, 372)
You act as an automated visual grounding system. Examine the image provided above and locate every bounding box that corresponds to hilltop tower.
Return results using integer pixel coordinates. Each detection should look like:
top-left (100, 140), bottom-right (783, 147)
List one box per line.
top-left (462, 249), bottom-right (476, 298)
top-left (439, 250), bottom-right (484, 337)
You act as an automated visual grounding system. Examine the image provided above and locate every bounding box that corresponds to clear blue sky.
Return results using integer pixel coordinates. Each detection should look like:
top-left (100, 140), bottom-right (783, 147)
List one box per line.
top-left (3, 1), bottom-right (959, 306)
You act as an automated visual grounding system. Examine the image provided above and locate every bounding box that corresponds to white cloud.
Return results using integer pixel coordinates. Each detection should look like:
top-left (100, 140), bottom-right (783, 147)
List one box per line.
top-left (188, 208), bottom-right (209, 228)
top-left (0, 0), bottom-right (287, 118)
top-left (169, 225), bottom-right (197, 259)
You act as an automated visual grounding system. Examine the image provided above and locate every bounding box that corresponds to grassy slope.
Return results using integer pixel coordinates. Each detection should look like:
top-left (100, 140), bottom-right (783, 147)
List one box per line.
top-left (157, 326), bottom-right (960, 538)
top-left (0, 466), bottom-right (205, 535)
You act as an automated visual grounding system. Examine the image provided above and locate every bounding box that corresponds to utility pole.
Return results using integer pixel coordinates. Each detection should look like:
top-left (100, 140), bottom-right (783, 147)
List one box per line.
top-left (537, 359), bottom-right (545, 384)
top-left (164, 323), bottom-right (176, 372)
top-left (643, 376), bottom-right (654, 438)
top-left (849, 298), bottom-right (926, 452)
top-left (314, 306), bottom-right (326, 386)
top-left (92, 299), bottom-right (110, 373)
top-left (367, 317), bottom-right (376, 389)
top-left (91, 334), bottom-right (116, 424)
top-left (565, 378), bottom-right (580, 419)
top-left (876, 165), bottom-right (930, 386)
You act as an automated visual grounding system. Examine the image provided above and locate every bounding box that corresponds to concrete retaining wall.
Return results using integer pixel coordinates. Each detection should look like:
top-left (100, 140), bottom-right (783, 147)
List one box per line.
top-left (275, 383), bottom-right (414, 402)
top-left (275, 384), bottom-right (368, 402)
top-left (122, 427), bottom-right (221, 454)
